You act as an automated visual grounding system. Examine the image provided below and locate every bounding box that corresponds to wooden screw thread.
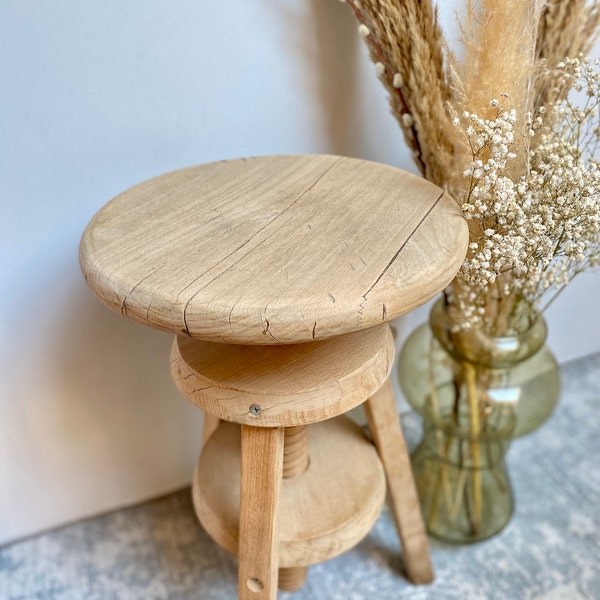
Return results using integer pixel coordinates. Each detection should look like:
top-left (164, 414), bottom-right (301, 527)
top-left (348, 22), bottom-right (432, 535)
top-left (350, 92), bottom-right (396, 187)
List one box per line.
top-left (277, 425), bottom-right (310, 591)
top-left (278, 566), bottom-right (308, 592)
top-left (282, 426), bottom-right (309, 479)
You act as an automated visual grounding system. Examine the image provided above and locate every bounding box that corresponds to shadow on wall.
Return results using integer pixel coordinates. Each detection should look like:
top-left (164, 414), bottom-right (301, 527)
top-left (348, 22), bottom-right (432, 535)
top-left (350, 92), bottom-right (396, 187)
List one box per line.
top-left (2, 258), bottom-right (202, 543)
top-left (266, 0), bottom-right (364, 158)
top-left (309, 0), bottom-right (364, 158)
top-left (52, 276), bottom-right (202, 493)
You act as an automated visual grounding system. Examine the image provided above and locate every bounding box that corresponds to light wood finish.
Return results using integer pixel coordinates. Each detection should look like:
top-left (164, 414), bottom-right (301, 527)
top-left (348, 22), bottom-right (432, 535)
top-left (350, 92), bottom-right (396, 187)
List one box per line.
top-left (78, 154), bottom-right (466, 596)
top-left (202, 413), bottom-right (221, 448)
top-left (238, 426), bottom-right (284, 600)
top-left (365, 379), bottom-right (434, 584)
top-left (192, 417), bottom-right (386, 568)
top-left (80, 155), bottom-right (468, 345)
top-left (170, 324), bottom-right (394, 426)
top-left (277, 567), bottom-right (307, 593)
top-left (282, 426), bottom-right (309, 479)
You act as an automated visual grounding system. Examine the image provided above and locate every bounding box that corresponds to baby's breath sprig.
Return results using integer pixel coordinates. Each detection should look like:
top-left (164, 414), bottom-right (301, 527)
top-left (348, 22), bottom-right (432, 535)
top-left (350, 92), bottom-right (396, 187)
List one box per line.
top-left (448, 60), bottom-right (600, 335)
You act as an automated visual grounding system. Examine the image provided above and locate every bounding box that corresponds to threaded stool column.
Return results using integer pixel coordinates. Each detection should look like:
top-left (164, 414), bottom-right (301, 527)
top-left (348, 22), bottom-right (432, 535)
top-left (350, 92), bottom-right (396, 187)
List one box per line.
top-left (278, 426), bottom-right (309, 591)
top-left (282, 426), bottom-right (309, 478)
top-left (278, 567), bottom-right (307, 593)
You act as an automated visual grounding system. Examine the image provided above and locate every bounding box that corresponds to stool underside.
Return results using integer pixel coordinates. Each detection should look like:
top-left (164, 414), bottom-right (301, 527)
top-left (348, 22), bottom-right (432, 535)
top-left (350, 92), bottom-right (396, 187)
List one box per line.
top-left (193, 417), bottom-right (386, 568)
top-left (170, 324), bottom-right (395, 427)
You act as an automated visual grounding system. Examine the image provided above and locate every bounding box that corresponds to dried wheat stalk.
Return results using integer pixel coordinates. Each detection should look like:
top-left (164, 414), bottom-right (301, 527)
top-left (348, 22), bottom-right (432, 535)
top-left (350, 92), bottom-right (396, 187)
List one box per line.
top-left (346, 0), bottom-right (600, 191)
top-left (341, 0), bottom-right (600, 537)
top-left (346, 0), bottom-right (463, 188)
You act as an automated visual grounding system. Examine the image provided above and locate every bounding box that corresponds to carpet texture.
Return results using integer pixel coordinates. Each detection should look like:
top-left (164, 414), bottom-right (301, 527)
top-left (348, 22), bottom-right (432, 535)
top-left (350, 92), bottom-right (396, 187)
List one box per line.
top-left (1, 353), bottom-right (598, 600)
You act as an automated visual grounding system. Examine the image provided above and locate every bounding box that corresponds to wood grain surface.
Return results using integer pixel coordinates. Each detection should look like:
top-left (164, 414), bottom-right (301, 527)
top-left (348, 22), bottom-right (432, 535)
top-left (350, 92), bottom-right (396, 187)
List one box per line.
top-left (192, 417), bottom-right (386, 568)
top-left (365, 379), bottom-right (433, 584)
top-left (238, 425), bottom-right (284, 599)
top-left (80, 155), bottom-right (468, 344)
top-left (170, 324), bottom-right (394, 426)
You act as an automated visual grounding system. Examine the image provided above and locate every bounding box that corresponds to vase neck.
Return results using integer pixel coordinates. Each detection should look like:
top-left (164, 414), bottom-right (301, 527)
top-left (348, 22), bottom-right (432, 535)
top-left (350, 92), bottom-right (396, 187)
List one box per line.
top-left (429, 298), bottom-right (547, 368)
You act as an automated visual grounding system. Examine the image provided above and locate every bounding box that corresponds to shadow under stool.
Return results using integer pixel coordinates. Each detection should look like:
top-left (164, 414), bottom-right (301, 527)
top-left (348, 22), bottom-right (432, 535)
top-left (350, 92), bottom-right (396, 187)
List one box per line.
top-left (79, 154), bottom-right (468, 599)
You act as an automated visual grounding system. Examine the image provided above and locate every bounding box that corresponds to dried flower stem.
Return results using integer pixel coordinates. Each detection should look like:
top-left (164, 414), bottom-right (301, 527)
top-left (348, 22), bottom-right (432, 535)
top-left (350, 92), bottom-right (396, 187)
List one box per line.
top-left (464, 362), bottom-right (481, 534)
top-left (346, 0), bottom-right (460, 187)
top-left (536, 1), bottom-right (600, 112)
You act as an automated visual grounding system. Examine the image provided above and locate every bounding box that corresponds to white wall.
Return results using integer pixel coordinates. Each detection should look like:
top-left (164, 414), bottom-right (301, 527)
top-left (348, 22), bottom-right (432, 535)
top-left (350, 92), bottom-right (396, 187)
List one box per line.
top-left (1, 0), bottom-right (598, 546)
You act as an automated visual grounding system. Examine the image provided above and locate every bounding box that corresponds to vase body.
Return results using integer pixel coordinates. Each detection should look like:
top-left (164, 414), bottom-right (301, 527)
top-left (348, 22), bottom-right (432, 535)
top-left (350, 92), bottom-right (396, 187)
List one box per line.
top-left (400, 297), bottom-right (560, 542)
top-left (398, 299), bottom-right (560, 439)
top-left (411, 390), bottom-right (515, 542)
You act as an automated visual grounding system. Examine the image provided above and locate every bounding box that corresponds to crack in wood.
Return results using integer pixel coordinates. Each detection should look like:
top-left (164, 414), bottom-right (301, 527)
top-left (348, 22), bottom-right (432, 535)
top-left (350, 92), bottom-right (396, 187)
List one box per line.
top-left (361, 191), bottom-right (444, 304)
top-left (120, 266), bottom-right (162, 316)
top-left (191, 386), bottom-right (213, 394)
top-left (181, 158), bottom-right (345, 336)
top-left (262, 315), bottom-right (282, 343)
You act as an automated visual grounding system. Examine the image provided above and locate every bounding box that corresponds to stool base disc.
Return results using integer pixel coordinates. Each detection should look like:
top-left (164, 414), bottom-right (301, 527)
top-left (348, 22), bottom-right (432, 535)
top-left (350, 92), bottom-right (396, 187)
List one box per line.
top-left (192, 416), bottom-right (386, 568)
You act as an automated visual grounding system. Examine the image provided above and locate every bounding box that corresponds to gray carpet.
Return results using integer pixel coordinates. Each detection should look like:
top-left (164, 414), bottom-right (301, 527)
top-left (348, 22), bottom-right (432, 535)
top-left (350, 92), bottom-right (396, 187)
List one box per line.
top-left (1, 354), bottom-right (598, 600)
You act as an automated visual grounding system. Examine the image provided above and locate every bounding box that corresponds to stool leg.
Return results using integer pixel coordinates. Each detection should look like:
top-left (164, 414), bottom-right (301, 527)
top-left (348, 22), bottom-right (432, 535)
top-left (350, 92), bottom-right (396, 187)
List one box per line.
top-left (239, 425), bottom-right (284, 600)
top-left (365, 378), bottom-right (434, 584)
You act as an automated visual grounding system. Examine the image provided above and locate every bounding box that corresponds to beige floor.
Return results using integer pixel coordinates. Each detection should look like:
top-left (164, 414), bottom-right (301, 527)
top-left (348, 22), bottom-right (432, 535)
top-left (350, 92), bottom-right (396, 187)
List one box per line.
top-left (1, 353), bottom-right (598, 600)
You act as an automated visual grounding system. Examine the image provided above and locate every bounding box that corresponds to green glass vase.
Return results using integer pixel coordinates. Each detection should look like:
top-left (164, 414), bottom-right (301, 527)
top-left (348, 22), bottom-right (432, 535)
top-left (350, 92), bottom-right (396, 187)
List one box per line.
top-left (399, 297), bottom-right (560, 542)
top-left (411, 392), bottom-right (515, 543)
top-left (398, 298), bottom-right (560, 439)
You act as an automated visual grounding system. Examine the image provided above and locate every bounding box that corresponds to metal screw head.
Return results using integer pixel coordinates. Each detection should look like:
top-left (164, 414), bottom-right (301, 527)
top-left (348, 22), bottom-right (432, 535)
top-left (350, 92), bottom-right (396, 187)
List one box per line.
top-left (249, 404), bottom-right (262, 416)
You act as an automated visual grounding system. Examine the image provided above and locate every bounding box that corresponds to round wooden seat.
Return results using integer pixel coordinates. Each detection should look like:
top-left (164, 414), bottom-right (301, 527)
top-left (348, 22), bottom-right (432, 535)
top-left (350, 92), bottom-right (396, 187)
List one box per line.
top-left (79, 154), bottom-right (467, 344)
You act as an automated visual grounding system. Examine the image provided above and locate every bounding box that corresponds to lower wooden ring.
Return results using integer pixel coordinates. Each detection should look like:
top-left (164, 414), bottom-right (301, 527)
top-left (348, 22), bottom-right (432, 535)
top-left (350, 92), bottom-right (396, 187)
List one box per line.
top-left (192, 416), bottom-right (386, 567)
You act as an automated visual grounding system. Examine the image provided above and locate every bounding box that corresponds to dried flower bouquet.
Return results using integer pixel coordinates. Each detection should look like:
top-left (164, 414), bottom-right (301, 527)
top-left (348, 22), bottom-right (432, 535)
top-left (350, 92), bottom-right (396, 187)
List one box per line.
top-left (342, 0), bottom-right (600, 538)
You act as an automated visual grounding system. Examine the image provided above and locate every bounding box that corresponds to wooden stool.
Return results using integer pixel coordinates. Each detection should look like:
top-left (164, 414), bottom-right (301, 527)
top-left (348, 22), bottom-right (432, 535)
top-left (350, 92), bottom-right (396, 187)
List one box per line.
top-left (80, 155), bottom-right (468, 599)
